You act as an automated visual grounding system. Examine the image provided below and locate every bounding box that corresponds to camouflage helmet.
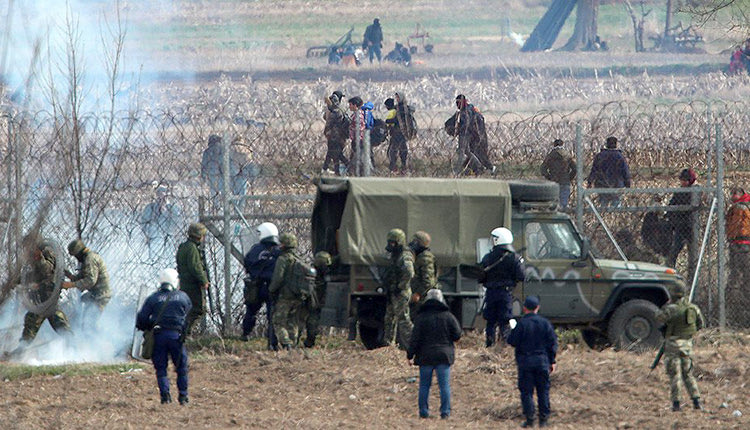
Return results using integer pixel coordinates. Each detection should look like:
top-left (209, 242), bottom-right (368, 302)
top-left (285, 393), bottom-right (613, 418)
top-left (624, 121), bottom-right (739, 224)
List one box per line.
top-left (188, 222), bottom-right (207, 239)
top-left (386, 228), bottom-right (406, 246)
top-left (279, 232), bottom-right (298, 249)
top-left (67, 239), bottom-right (86, 256)
top-left (314, 251), bottom-right (332, 268)
top-left (412, 231), bottom-right (431, 248)
top-left (671, 281), bottom-right (686, 299)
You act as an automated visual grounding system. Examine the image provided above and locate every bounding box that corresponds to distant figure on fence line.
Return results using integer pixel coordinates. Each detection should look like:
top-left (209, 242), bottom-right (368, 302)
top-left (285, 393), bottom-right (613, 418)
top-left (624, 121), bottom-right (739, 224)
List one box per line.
top-left (540, 139), bottom-right (576, 208)
top-left (140, 183), bottom-right (182, 263)
top-left (725, 186), bottom-right (750, 326)
top-left (444, 95), bottom-right (495, 175)
top-left (322, 91), bottom-right (350, 176)
top-left (666, 168), bottom-right (700, 277)
top-left (586, 136), bottom-right (631, 208)
top-left (362, 18), bottom-right (383, 64)
top-left (200, 134), bottom-right (258, 203)
top-left (615, 229), bottom-right (660, 264)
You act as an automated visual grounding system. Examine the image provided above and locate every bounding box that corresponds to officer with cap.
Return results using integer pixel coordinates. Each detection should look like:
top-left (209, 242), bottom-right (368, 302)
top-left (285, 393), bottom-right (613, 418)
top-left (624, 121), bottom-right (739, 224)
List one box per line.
top-left (63, 238), bottom-right (111, 327)
top-left (242, 222), bottom-right (281, 349)
top-left (655, 281), bottom-right (704, 412)
top-left (480, 227), bottom-right (525, 347)
top-left (136, 268), bottom-right (192, 405)
top-left (175, 222), bottom-right (209, 336)
top-left (383, 228), bottom-right (415, 347)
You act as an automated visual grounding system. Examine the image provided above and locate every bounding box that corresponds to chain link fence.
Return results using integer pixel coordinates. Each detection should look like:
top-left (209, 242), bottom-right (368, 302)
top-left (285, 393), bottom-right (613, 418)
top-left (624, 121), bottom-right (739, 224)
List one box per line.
top-left (2, 98), bottom-right (749, 337)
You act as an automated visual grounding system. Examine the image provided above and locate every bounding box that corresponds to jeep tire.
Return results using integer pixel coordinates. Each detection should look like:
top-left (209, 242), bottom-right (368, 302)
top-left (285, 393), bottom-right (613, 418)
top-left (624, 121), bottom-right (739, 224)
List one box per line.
top-left (581, 329), bottom-right (609, 351)
top-left (607, 299), bottom-right (662, 351)
top-left (508, 180), bottom-right (559, 202)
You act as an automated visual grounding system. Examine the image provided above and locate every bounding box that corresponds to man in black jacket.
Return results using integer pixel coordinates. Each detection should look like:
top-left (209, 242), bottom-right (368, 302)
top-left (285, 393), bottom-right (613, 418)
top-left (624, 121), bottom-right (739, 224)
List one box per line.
top-left (507, 295), bottom-right (558, 428)
top-left (407, 289), bottom-right (462, 419)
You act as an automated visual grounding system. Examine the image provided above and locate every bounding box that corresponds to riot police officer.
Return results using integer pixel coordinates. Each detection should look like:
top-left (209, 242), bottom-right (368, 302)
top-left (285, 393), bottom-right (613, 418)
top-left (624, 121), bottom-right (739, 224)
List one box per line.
top-left (481, 227), bottom-right (525, 347)
top-left (242, 222), bottom-right (281, 350)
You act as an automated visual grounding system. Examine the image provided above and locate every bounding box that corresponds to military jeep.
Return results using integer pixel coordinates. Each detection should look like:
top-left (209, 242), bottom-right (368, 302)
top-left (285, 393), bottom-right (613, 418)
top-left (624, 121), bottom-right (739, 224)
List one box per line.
top-left (312, 177), bottom-right (680, 350)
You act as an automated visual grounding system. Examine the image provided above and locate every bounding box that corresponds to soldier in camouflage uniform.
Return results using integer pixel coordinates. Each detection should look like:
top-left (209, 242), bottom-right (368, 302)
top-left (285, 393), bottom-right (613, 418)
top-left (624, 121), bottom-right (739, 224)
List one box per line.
top-left (300, 251), bottom-right (332, 348)
top-left (21, 235), bottom-right (70, 341)
top-left (269, 233), bottom-right (304, 350)
top-left (382, 228), bottom-right (415, 347)
top-left (408, 231), bottom-right (439, 318)
top-left (655, 282), bottom-right (704, 412)
top-left (63, 239), bottom-right (111, 327)
top-left (175, 223), bottom-right (210, 336)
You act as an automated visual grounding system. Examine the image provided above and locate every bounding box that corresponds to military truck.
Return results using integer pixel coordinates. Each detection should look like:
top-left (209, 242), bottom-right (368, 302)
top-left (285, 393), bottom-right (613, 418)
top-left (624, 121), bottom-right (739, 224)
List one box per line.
top-left (312, 177), bottom-right (682, 350)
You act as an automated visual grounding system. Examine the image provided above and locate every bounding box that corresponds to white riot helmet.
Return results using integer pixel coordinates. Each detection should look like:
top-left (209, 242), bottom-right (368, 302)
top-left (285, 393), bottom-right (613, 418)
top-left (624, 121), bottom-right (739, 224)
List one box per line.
top-left (491, 227), bottom-right (513, 247)
top-left (159, 268), bottom-right (180, 290)
top-left (257, 222), bottom-right (279, 244)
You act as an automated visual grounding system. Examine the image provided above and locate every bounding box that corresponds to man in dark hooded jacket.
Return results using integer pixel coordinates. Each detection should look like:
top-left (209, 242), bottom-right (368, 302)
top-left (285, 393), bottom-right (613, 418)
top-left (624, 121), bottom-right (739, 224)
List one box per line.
top-left (445, 95), bottom-right (494, 175)
top-left (323, 90), bottom-right (350, 175)
top-left (385, 92), bottom-right (413, 173)
top-left (363, 18), bottom-right (384, 63)
top-left (586, 136), bottom-right (631, 207)
top-left (407, 289), bottom-right (461, 419)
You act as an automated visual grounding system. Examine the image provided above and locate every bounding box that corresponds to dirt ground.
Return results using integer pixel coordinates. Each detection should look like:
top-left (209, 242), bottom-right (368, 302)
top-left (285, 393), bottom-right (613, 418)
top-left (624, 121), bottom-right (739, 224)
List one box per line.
top-left (0, 330), bottom-right (748, 429)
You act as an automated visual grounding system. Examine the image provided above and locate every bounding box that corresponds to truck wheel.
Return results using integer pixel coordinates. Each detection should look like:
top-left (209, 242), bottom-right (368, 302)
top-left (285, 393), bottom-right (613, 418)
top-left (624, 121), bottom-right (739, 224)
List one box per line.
top-left (607, 299), bottom-right (661, 351)
top-left (581, 329), bottom-right (609, 351)
top-left (359, 323), bottom-right (384, 350)
top-left (508, 180), bottom-right (559, 203)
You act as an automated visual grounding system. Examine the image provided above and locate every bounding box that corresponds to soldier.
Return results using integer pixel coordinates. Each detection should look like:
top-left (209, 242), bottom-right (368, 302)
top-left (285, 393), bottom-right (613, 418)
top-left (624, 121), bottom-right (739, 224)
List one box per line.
top-left (20, 235), bottom-right (70, 342)
top-left (408, 231), bottom-right (438, 318)
top-left (175, 222), bottom-right (210, 336)
top-left (269, 233), bottom-right (304, 350)
top-left (444, 95), bottom-right (495, 175)
top-left (540, 139), bottom-right (576, 208)
top-left (655, 281), bottom-right (704, 411)
top-left (726, 186), bottom-right (750, 326)
top-left (136, 268), bottom-right (192, 405)
top-left (62, 239), bottom-right (111, 327)
top-left (382, 228), bottom-right (415, 347)
top-left (481, 227), bottom-right (525, 348)
top-left (242, 222), bottom-right (281, 349)
top-left (300, 251), bottom-right (332, 348)
top-left (507, 295), bottom-right (558, 428)
top-left (322, 91), bottom-right (350, 175)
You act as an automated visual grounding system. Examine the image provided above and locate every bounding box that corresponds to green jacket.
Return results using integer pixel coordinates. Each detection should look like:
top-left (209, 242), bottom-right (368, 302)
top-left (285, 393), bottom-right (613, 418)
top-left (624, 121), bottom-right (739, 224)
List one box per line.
top-left (269, 249), bottom-right (299, 301)
top-left (656, 298), bottom-right (704, 340)
top-left (70, 250), bottom-right (111, 307)
top-left (176, 238), bottom-right (209, 292)
top-left (385, 249), bottom-right (415, 296)
top-left (29, 244), bottom-right (57, 302)
top-left (411, 249), bottom-right (438, 298)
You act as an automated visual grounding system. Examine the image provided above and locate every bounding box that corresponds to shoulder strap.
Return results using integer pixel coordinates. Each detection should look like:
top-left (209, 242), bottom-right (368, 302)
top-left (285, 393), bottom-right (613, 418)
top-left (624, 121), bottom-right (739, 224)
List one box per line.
top-left (153, 291), bottom-right (173, 326)
top-left (484, 250), bottom-right (512, 273)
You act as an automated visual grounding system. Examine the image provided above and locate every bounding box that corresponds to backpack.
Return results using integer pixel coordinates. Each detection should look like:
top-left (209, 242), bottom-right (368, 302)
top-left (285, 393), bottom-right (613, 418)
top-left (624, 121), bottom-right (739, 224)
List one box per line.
top-left (370, 119), bottom-right (388, 147)
top-left (364, 109), bottom-right (375, 130)
top-left (284, 256), bottom-right (318, 306)
top-left (399, 106), bottom-right (418, 140)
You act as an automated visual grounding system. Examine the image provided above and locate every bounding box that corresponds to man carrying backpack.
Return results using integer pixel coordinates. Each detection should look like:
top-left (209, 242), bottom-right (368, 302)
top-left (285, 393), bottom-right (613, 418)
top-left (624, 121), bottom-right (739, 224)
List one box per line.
top-left (726, 186), bottom-right (750, 326)
top-left (385, 92), bottom-right (415, 173)
top-left (444, 95), bottom-right (494, 175)
top-left (323, 91), bottom-right (350, 175)
top-left (269, 232), bottom-right (310, 350)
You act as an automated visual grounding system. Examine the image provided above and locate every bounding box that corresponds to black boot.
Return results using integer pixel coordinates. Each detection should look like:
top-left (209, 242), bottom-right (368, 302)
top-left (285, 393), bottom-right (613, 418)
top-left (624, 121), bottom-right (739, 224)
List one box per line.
top-left (160, 393), bottom-right (172, 404)
top-left (539, 418), bottom-right (548, 427)
top-left (179, 394), bottom-right (189, 405)
top-left (486, 337), bottom-right (494, 348)
top-left (692, 398), bottom-right (703, 410)
top-left (521, 418), bottom-right (534, 427)
top-left (672, 401), bottom-right (681, 412)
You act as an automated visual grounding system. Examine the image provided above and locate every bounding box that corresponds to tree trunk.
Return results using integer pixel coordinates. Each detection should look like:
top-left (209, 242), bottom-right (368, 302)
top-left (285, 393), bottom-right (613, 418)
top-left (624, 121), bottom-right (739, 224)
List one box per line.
top-left (562, 0), bottom-right (599, 51)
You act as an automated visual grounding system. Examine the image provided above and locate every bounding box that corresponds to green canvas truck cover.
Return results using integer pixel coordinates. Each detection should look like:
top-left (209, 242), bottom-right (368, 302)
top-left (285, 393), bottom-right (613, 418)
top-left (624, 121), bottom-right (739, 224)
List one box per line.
top-left (312, 177), bottom-right (512, 266)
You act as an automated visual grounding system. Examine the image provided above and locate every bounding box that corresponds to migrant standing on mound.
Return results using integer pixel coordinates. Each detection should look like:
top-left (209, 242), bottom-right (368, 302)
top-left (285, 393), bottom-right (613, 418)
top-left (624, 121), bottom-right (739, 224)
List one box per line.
top-left (655, 282), bottom-right (704, 412)
top-left (408, 231), bottom-right (439, 317)
top-left (407, 289), bottom-right (461, 420)
top-left (242, 222), bottom-right (280, 349)
top-left (299, 251), bottom-right (332, 348)
top-left (444, 95), bottom-right (494, 175)
top-left (726, 186), bottom-right (750, 326)
top-left (507, 295), bottom-right (558, 428)
top-left (140, 183), bottom-right (182, 262)
top-left (175, 223), bottom-right (209, 336)
top-left (20, 235), bottom-right (70, 342)
top-left (586, 136), bottom-right (631, 207)
top-left (481, 227), bottom-right (525, 348)
top-left (62, 239), bottom-right (111, 325)
top-left (666, 168), bottom-right (700, 278)
top-left (382, 228), bottom-right (415, 347)
top-left (362, 18), bottom-right (383, 64)
top-left (540, 139), bottom-right (576, 208)
top-left (322, 91), bottom-right (350, 175)
top-left (269, 233), bottom-right (305, 350)
top-left (136, 268), bottom-right (192, 405)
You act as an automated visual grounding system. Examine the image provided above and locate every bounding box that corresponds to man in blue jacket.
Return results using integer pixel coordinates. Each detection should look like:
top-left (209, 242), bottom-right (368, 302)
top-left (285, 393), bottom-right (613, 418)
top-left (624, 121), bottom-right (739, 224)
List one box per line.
top-left (242, 222), bottom-right (280, 350)
top-left (507, 295), bottom-right (558, 428)
top-left (136, 268), bottom-right (193, 405)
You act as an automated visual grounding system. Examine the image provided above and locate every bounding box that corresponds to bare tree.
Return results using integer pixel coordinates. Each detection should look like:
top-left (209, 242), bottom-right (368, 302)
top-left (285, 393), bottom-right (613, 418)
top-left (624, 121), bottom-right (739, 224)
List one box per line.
top-left (680, 0), bottom-right (750, 34)
top-left (624, 0), bottom-right (652, 52)
top-left (562, 0), bottom-right (600, 51)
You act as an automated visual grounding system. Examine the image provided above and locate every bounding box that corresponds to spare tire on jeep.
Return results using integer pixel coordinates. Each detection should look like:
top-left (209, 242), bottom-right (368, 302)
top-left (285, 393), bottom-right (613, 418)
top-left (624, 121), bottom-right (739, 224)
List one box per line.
top-left (508, 180), bottom-right (559, 203)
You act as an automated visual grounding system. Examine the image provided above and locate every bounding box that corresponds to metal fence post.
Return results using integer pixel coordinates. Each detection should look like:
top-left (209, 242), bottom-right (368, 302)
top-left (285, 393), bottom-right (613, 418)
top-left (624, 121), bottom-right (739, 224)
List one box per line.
top-left (221, 133), bottom-right (232, 335)
top-left (575, 123), bottom-right (584, 231)
top-left (716, 123), bottom-right (726, 330)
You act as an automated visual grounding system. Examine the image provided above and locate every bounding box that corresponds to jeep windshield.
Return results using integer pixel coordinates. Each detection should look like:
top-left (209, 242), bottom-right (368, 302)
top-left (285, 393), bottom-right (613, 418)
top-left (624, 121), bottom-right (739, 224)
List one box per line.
top-left (524, 221), bottom-right (582, 260)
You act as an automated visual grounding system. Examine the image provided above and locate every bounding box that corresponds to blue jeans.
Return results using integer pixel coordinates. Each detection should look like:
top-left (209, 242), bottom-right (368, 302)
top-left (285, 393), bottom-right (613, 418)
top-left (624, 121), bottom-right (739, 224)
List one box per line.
top-left (152, 330), bottom-right (189, 397)
top-left (419, 364), bottom-right (451, 418)
top-left (558, 183), bottom-right (571, 208)
top-left (518, 366), bottom-right (550, 421)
